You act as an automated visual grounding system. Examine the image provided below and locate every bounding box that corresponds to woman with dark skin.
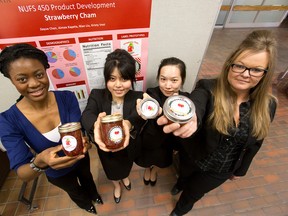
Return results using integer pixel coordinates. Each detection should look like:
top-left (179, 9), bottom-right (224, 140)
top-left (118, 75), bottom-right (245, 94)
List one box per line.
top-left (135, 57), bottom-right (189, 186)
top-left (158, 30), bottom-right (277, 215)
top-left (0, 44), bottom-right (102, 214)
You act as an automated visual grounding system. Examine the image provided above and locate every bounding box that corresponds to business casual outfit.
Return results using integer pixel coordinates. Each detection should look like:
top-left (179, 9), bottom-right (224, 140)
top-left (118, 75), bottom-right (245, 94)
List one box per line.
top-left (0, 91), bottom-right (100, 210)
top-left (172, 79), bottom-right (277, 215)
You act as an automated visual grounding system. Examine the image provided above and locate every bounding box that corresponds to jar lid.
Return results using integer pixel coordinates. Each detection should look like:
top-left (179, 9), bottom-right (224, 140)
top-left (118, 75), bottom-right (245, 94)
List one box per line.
top-left (58, 122), bottom-right (81, 133)
top-left (101, 114), bottom-right (123, 123)
top-left (139, 97), bottom-right (160, 119)
top-left (163, 95), bottom-right (195, 124)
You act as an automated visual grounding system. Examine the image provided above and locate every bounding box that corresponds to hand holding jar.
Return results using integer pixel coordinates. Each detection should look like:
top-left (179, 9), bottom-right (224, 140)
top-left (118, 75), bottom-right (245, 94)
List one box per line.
top-left (58, 122), bottom-right (85, 157)
top-left (58, 122), bottom-right (92, 157)
top-left (157, 114), bottom-right (198, 138)
top-left (35, 145), bottom-right (86, 170)
top-left (94, 112), bottom-right (130, 152)
top-left (136, 93), bottom-right (162, 120)
top-left (157, 95), bottom-right (198, 138)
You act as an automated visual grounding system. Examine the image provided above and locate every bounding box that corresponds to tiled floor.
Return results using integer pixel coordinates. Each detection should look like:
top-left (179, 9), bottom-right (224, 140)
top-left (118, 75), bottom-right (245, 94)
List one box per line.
top-left (0, 27), bottom-right (288, 216)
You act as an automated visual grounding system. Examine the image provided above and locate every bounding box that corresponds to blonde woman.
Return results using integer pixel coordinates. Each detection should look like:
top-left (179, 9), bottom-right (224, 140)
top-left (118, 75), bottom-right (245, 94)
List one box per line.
top-left (158, 30), bottom-right (278, 216)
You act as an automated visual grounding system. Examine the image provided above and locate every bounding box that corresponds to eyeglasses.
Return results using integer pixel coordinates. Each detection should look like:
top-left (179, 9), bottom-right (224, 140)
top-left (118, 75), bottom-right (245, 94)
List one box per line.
top-left (231, 64), bottom-right (267, 77)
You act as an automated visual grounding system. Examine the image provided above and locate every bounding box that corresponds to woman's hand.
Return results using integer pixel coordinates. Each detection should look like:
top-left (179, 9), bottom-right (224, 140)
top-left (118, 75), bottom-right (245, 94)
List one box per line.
top-left (35, 145), bottom-right (85, 170)
top-left (136, 93), bottom-right (162, 120)
top-left (17, 145), bottom-right (84, 182)
top-left (157, 114), bottom-right (198, 138)
top-left (122, 119), bottom-right (131, 148)
top-left (82, 136), bottom-right (92, 153)
top-left (94, 112), bottom-right (111, 152)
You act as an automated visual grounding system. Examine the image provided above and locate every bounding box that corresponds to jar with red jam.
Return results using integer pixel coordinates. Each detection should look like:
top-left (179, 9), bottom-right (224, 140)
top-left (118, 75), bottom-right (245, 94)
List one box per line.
top-left (58, 122), bottom-right (83, 157)
top-left (163, 95), bottom-right (195, 125)
top-left (139, 97), bottom-right (160, 119)
top-left (101, 114), bottom-right (125, 149)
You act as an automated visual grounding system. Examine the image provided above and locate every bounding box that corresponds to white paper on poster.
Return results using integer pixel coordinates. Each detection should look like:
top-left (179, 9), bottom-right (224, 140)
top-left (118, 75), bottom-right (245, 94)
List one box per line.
top-left (80, 41), bottom-right (113, 90)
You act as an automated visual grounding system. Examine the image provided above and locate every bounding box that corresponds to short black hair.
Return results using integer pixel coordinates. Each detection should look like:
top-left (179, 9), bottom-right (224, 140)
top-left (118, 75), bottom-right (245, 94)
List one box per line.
top-left (103, 49), bottom-right (136, 89)
top-left (0, 43), bottom-right (50, 78)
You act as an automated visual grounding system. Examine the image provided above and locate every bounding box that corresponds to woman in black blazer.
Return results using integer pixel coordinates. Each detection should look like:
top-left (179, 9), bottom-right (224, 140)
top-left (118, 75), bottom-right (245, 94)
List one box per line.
top-left (81, 49), bottom-right (144, 204)
top-left (158, 30), bottom-right (278, 216)
top-left (135, 57), bottom-right (189, 186)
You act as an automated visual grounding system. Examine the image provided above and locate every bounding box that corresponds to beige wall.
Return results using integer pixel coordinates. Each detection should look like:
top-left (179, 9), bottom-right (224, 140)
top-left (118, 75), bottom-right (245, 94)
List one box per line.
top-left (146, 0), bottom-right (222, 92)
top-left (0, 75), bottom-right (19, 112)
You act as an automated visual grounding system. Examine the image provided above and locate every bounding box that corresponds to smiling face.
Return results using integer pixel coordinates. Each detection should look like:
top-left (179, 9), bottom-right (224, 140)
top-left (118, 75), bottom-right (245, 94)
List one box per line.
top-left (107, 68), bottom-right (132, 102)
top-left (8, 58), bottom-right (50, 102)
top-left (228, 50), bottom-right (269, 95)
top-left (158, 65), bottom-right (183, 97)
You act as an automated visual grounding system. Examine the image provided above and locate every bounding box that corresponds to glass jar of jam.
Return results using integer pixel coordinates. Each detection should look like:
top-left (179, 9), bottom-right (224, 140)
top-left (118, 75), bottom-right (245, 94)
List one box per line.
top-left (101, 114), bottom-right (125, 149)
top-left (139, 97), bottom-right (160, 119)
top-left (58, 122), bottom-right (83, 157)
top-left (163, 95), bottom-right (195, 125)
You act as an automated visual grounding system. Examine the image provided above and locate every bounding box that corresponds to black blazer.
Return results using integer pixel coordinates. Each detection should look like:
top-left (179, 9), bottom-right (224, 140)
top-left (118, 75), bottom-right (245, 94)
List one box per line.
top-left (181, 79), bottom-right (277, 176)
top-left (81, 89), bottom-right (145, 142)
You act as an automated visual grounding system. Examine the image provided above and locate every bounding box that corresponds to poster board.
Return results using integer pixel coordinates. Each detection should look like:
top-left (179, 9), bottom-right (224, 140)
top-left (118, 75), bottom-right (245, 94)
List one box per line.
top-left (1, 0), bottom-right (222, 113)
top-left (0, 0), bottom-right (152, 111)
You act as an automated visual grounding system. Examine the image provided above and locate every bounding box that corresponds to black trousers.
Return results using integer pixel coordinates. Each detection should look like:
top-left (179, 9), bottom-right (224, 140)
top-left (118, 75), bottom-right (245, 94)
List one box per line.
top-left (173, 152), bottom-right (231, 215)
top-left (47, 153), bottom-right (99, 210)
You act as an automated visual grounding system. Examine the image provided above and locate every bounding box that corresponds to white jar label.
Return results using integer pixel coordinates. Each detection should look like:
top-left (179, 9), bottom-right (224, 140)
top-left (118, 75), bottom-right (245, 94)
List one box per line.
top-left (141, 100), bottom-right (158, 117)
top-left (62, 135), bottom-right (77, 152)
top-left (108, 126), bottom-right (123, 144)
top-left (170, 98), bottom-right (191, 116)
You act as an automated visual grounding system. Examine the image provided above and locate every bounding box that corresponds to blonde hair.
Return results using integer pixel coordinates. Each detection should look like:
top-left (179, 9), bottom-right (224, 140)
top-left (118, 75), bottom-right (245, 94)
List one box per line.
top-left (209, 30), bottom-right (277, 139)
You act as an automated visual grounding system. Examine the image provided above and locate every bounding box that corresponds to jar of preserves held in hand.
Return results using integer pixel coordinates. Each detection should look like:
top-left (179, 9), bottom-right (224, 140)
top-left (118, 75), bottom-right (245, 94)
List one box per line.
top-left (139, 97), bottom-right (160, 119)
top-left (101, 114), bottom-right (125, 149)
top-left (163, 95), bottom-right (195, 125)
top-left (58, 122), bottom-right (83, 157)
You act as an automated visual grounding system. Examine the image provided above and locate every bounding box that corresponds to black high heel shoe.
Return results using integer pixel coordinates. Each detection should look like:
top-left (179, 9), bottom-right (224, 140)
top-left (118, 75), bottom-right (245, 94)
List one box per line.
top-left (150, 177), bottom-right (157, 186)
top-left (143, 168), bottom-right (150, 185)
top-left (170, 184), bottom-right (182, 195)
top-left (170, 209), bottom-right (181, 216)
top-left (121, 179), bottom-right (131, 191)
top-left (143, 178), bottom-right (150, 185)
top-left (113, 190), bottom-right (121, 203)
top-left (113, 184), bottom-right (121, 204)
top-left (94, 195), bottom-right (104, 204)
top-left (149, 167), bottom-right (157, 186)
top-left (85, 205), bottom-right (97, 214)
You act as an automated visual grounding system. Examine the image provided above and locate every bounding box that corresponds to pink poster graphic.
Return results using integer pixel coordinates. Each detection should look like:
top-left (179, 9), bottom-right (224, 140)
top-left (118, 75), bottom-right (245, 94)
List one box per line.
top-left (0, 0), bottom-right (152, 111)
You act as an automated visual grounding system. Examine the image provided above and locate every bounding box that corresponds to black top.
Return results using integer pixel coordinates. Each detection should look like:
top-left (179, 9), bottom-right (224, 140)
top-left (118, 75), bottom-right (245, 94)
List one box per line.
top-left (196, 100), bottom-right (250, 173)
top-left (179, 79), bottom-right (277, 176)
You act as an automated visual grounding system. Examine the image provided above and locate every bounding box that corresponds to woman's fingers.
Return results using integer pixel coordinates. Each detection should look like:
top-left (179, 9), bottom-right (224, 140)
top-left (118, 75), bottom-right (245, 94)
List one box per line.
top-left (94, 112), bottom-right (107, 150)
top-left (157, 115), bottom-right (169, 126)
top-left (122, 120), bottom-right (130, 148)
top-left (157, 115), bottom-right (198, 138)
